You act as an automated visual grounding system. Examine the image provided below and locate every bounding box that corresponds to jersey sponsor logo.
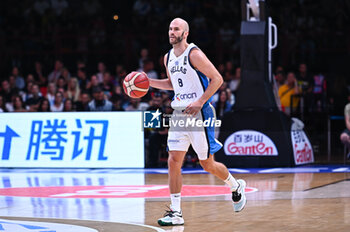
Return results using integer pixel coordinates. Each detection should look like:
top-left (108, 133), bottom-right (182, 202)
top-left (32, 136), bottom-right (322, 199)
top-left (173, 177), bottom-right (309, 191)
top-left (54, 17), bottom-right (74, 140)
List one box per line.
top-left (175, 92), bottom-right (197, 101)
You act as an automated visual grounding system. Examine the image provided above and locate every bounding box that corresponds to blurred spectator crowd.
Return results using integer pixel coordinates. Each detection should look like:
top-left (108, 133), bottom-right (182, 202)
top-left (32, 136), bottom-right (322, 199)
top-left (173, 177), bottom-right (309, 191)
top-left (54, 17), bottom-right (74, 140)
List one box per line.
top-left (0, 55), bottom-right (239, 115)
top-left (0, 51), bottom-right (349, 166)
top-left (0, 0), bottom-right (348, 113)
top-left (0, 50), bottom-right (348, 119)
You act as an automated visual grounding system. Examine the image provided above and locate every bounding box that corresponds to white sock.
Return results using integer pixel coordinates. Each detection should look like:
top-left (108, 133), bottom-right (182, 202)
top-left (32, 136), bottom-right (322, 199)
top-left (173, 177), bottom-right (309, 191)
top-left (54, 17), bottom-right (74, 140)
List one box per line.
top-left (224, 173), bottom-right (239, 191)
top-left (170, 193), bottom-right (181, 212)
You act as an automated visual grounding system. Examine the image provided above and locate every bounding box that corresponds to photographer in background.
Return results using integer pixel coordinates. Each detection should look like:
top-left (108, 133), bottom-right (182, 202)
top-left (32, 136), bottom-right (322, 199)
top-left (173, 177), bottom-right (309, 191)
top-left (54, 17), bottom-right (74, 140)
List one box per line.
top-left (278, 72), bottom-right (301, 116)
top-left (340, 103), bottom-right (350, 160)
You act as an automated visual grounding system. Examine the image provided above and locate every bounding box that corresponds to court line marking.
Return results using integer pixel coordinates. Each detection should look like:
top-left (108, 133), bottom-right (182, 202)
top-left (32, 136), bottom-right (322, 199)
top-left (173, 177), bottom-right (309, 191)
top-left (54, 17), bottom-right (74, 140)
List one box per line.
top-left (1, 166), bottom-right (350, 174)
top-left (259, 167), bottom-right (330, 173)
top-left (258, 168), bottom-right (282, 173)
top-left (302, 179), bottom-right (349, 191)
top-left (67, 218), bottom-right (167, 232)
top-left (228, 168), bottom-right (250, 173)
top-left (0, 185), bottom-right (258, 198)
top-left (0, 217), bottom-right (166, 232)
top-left (0, 218), bottom-right (98, 232)
top-left (182, 170), bottom-right (208, 174)
top-left (332, 167), bottom-right (350, 172)
top-left (120, 222), bottom-right (166, 232)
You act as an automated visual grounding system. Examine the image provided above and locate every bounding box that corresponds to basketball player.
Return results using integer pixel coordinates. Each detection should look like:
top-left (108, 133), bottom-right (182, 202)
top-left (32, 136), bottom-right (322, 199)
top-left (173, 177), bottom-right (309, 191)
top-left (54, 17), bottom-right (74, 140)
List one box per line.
top-left (149, 18), bottom-right (247, 226)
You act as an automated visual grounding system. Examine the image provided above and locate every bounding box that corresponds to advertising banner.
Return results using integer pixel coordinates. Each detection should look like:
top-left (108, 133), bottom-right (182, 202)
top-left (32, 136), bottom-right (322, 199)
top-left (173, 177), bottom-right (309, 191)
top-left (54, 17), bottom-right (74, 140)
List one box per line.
top-left (224, 130), bottom-right (278, 156)
top-left (0, 112), bottom-right (144, 168)
top-left (291, 130), bottom-right (314, 165)
top-left (216, 110), bottom-right (296, 167)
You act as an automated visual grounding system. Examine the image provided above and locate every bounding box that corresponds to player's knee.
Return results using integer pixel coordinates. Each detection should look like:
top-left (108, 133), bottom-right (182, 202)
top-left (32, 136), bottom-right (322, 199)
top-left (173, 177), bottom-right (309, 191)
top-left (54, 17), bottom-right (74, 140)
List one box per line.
top-left (168, 155), bottom-right (181, 167)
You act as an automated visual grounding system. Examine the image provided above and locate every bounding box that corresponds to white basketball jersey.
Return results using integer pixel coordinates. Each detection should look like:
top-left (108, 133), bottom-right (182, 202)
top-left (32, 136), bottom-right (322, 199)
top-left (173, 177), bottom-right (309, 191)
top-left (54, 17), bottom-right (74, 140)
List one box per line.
top-left (167, 43), bottom-right (210, 110)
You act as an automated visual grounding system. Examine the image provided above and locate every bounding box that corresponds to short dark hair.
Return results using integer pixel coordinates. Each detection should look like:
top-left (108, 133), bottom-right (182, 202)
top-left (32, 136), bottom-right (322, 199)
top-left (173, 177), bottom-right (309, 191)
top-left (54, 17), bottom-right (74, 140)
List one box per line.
top-left (92, 86), bottom-right (102, 93)
top-left (153, 91), bottom-right (162, 98)
top-left (78, 67), bottom-right (86, 73)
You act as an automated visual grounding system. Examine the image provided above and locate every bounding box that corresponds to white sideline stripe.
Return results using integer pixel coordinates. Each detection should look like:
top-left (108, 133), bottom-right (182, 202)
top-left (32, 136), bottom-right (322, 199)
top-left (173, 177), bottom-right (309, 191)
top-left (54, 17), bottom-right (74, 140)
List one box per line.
top-left (228, 168), bottom-right (250, 173)
top-left (0, 219), bottom-right (98, 232)
top-left (259, 167), bottom-right (329, 173)
top-left (182, 170), bottom-right (208, 174)
top-left (90, 219), bottom-right (166, 232)
top-left (13, 217), bottom-right (167, 232)
top-left (333, 167), bottom-right (349, 172)
top-left (259, 168), bottom-right (282, 173)
top-left (132, 223), bottom-right (166, 232)
top-left (152, 169), bottom-right (170, 174)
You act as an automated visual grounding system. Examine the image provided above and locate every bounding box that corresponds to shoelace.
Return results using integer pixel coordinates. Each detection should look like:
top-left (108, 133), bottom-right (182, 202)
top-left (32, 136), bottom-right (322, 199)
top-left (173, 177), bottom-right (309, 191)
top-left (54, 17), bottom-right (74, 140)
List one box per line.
top-left (163, 206), bottom-right (181, 217)
top-left (163, 210), bottom-right (175, 217)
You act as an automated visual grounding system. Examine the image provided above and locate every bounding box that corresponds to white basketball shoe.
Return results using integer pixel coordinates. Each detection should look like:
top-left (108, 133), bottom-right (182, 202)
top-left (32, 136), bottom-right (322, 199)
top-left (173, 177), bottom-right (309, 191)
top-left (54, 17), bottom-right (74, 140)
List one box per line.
top-left (158, 207), bottom-right (184, 226)
top-left (232, 179), bottom-right (247, 212)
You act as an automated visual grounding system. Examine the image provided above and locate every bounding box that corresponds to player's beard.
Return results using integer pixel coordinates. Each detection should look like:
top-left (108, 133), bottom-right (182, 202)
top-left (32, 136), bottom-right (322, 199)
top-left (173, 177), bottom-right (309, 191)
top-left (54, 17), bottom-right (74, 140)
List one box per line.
top-left (170, 32), bottom-right (184, 45)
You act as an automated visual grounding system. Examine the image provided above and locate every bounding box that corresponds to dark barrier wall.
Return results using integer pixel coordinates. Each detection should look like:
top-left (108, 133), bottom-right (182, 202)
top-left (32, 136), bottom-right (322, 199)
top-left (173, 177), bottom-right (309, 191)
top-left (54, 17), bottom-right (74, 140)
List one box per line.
top-left (216, 110), bottom-right (294, 168)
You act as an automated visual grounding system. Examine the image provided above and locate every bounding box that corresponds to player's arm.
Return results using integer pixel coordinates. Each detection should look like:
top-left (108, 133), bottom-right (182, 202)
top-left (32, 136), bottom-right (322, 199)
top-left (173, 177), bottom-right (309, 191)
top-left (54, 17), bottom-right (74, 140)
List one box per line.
top-left (184, 48), bottom-right (223, 116)
top-left (148, 54), bottom-right (173, 90)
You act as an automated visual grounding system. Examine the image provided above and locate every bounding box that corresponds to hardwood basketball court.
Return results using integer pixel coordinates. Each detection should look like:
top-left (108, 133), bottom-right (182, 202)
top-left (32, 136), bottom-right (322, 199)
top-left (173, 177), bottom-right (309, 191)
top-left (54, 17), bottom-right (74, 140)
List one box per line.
top-left (0, 167), bottom-right (349, 232)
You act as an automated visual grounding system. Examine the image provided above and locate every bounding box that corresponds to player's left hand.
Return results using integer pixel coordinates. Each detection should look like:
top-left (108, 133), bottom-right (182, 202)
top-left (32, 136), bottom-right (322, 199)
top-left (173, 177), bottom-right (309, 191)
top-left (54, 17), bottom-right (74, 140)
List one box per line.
top-left (184, 101), bottom-right (203, 116)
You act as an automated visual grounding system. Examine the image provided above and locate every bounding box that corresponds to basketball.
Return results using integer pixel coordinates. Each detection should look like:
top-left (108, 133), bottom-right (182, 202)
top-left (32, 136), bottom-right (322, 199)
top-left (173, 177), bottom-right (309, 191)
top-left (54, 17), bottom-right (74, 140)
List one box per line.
top-left (123, 71), bottom-right (149, 98)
